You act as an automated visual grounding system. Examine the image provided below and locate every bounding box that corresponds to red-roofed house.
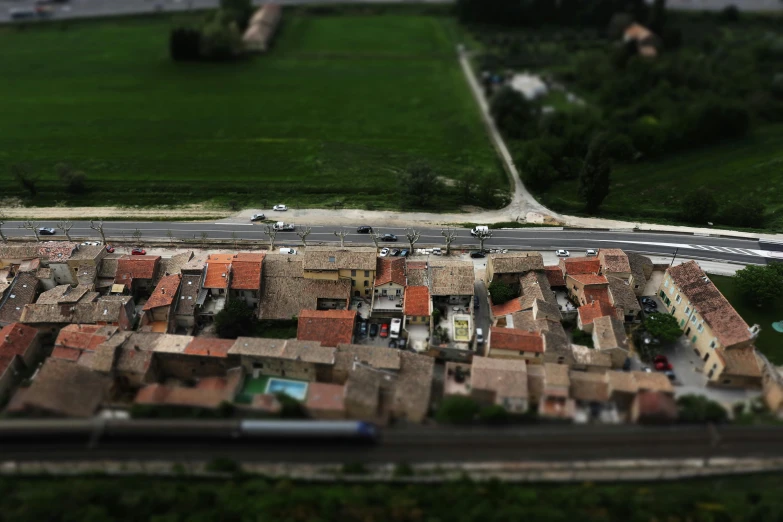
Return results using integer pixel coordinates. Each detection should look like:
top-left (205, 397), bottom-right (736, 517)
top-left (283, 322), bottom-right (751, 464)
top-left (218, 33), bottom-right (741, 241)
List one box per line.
top-left (51, 324), bottom-right (117, 364)
top-left (566, 273), bottom-right (610, 307)
top-left (203, 254), bottom-right (233, 292)
top-left (141, 274), bottom-right (181, 333)
top-left (403, 285), bottom-right (431, 327)
top-left (114, 255), bottom-right (161, 297)
top-left (154, 337), bottom-right (240, 380)
top-left (184, 337), bottom-right (234, 358)
top-left (577, 300), bottom-right (618, 333)
top-left (0, 322), bottom-right (41, 399)
top-left (297, 309), bottom-right (357, 347)
top-left (230, 253), bottom-right (265, 309)
top-left (560, 257), bottom-right (601, 276)
top-left (543, 265), bottom-right (566, 287)
top-left (487, 327), bottom-right (544, 364)
top-left (373, 257), bottom-right (406, 316)
top-left (305, 381), bottom-right (346, 419)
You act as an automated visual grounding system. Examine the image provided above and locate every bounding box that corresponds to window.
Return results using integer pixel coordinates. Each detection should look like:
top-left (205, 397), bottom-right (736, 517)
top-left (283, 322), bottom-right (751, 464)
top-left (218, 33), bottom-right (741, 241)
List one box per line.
top-left (691, 336), bottom-right (697, 344)
top-left (364, 271), bottom-right (370, 277)
top-left (364, 281), bottom-right (369, 287)
top-left (329, 256), bottom-right (336, 263)
top-left (675, 294), bottom-right (681, 303)
top-left (396, 289), bottom-right (402, 296)
top-left (710, 340), bottom-right (716, 348)
top-left (697, 324), bottom-right (704, 333)
top-left (664, 279), bottom-right (669, 288)
top-left (218, 289), bottom-right (224, 295)
top-left (691, 315), bottom-right (697, 324)
top-left (252, 363), bottom-right (263, 369)
top-left (351, 279), bottom-right (356, 287)
top-left (685, 306), bottom-right (690, 315)
top-left (351, 270), bottom-right (356, 276)
top-left (680, 319), bottom-right (685, 327)
top-left (669, 286), bottom-right (674, 295)
top-left (659, 290), bottom-right (665, 299)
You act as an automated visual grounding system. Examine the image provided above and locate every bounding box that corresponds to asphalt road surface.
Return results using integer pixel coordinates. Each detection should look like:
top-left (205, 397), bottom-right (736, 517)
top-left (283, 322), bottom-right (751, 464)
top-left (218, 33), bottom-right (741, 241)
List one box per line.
top-left (1, 425), bottom-right (783, 462)
top-left (2, 220), bottom-right (772, 265)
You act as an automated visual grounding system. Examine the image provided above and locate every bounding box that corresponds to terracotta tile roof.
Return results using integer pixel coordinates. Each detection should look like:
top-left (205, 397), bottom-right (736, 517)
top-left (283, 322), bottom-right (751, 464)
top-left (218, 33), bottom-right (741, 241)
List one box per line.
top-left (533, 298), bottom-right (562, 321)
top-left (260, 275), bottom-right (351, 320)
top-left (305, 382), bottom-right (346, 413)
top-left (632, 371), bottom-right (674, 393)
top-left (229, 337), bottom-right (336, 365)
top-left (520, 271), bottom-right (557, 307)
top-left (0, 243), bottom-right (40, 260)
top-left (0, 322), bottom-right (38, 371)
top-left (37, 241), bottom-right (78, 262)
top-left (429, 261), bottom-right (474, 296)
top-left (36, 284), bottom-right (92, 305)
top-left (717, 346), bottom-right (762, 377)
top-left (134, 378), bottom-right (238, 409)
top-left (75, 264), bottom-right (97, 286)
top-left (230, 253), bottom-right (265, 290)
top-left (584, 286), bottom-right (612, 306)
top-left (491, 298), bottom-right (524, 318)
top-left (667, 261), bottom-right (752, 348)
top-left (403, 285), bottom-right (430, 317)
top-left (297, 309), bottom-right (356, 347)
top-left (98, 255), bottom-right (121, 279)
top-left (176, 273), bottom-right (202, 316)
top-left (375, 257), bottom-right (406, 287)
top-left (488, 252), bottom-right (543, 275)
top-left (152, 334), bottom-right (194, 354)
top-left (568, 273), bottom-right (608, 286)
top-left (607, 276), bottom-right (641, 314)
top-left (19, 258), bottom-right (40, 272)
top-left (143, 274), bottom-right (181, 311)
top-left (392, 351), bottom-right (435, 423)
top-left (184, 337), bottom-right (234, 358)
top-left (543, 265), bottom-right (566, 287)
top-left (471, 356), bottom-right (528, 400)
top-left (54, 324), bottom-right (117, 353)
top-left (578, 300), bottom-right (617, 326)
top-left (592, 315), bottom-right (628, 350)
top-left (508, 310), bottom-right (537, 331)
top-left (115, 255), bottom-right (160, 285)
top-left (569, 371), bottom-right (611, 402)
top-left (0, 272), bottom-right (39, 325)
top-left (181, 252), bottom-right (209, 273)
top-left (489, 327), bottom-right (544, 353)
top-left (303, 246), bottom-right (378, 271)
top-left (115, 346), bottom-right (155, 376)
top-left (560, 257), bottom-right (601, 276)
top-left (203, 254), bottom-right (234, 289)
top-left (627, 252), bottom-right (652, 289)
top-left (262, 254), bottom-right (304, 277)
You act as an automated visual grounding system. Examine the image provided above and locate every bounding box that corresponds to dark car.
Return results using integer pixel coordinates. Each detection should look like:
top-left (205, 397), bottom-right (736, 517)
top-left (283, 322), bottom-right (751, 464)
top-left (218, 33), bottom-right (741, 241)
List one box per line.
top-left (38, 227), bottom-right (56, 235)
top-left (390, 249), bottom-right (401, 256)
top-left (641, 297), bottom-right (656, 306)
top-left (470, 251), bottom-right (486, 259)
top-left (644, 307), bottom-right (658, 314)
top-left (381, 234), bottom-right (397, 242)
top-left (399, 249), bottom-right (409, 257)
top-left (357, 226), bottom-right (373, 234)
top-left (358, 322), bottom-right (368, 337)
top-left (369, 323), bottom-right (379, 337)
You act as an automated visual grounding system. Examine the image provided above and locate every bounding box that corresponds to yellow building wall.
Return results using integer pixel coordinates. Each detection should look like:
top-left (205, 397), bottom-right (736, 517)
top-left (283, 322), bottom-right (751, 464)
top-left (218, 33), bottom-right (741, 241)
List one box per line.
top-left (303, 270), bottom-right (339, 281)
top-left (659, 272), bottom-right (725, 357)
top-left (488, 348), bottom-right (543, 364)
top-left (339, 268), bottom-right (374, 296)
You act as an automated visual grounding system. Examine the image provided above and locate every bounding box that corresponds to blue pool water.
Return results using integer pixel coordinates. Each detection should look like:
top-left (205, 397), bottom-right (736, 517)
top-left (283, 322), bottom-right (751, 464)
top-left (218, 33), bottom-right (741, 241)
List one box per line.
top-left (265, 378), bottom-right (309, 401)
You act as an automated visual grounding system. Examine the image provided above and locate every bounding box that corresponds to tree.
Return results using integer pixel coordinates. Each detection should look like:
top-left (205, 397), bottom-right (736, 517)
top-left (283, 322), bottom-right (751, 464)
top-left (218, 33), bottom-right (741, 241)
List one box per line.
top-left (11, 164), bottom-right (37, 198)
top-left (263, 224), bottom-right (278, 250)
top-left (333, 228), bottom-right (348, 248)
top-left (296, 225), bottom-right (312, 247)
top-left (230, 231), bottom-right (239, 249)
top-left (488, 279), bottom-right (517, 305)
top-left (518, 145), bottom-right (558, 190)
top-left (219, 0), bottom-right (253, 30)
top-left (90, 220), bottom-right (107, 244)
top-left (199, 17), bottom-right (243, 61)
top-left (677, 394), bottom-right (728, 424)
top-left (20, 220), bottom-right (40, 242)
top-left (719, 4), bottom-right (739, 22)
top-left (648, 0), bottom-right (666, 34)
top-left (214, 299), bottom-right (255, 339)
top-left (398, 162), bottom-right (442, 209)
top-left (56, 163), bottom-right (86, 194)
top-left (718, 197), bottom-right (765, 229)
top-left (132, 228), bottom-right (143, 247)
top-left (405, 229), bottom-right (421, 253)
top-left (441, 228), bottom-right (457, 255)
top-left (680, 187), bottom-right (717, 225)
top-left (578, 132), bottom-right (612, 213)
top-left (370, 230), bottom-right (383, 249)
top-left (200, 231), bottom-right (209, 248)
top-left (435, 396), bottom-right (479, 425)
top-left (474, 228), bottom-right (492, 252)
top-left (735, 265), bottom-right (783, 306)
top-left (489, 86), bottom-right (536, 140)
top-left (644, 312), bottom-right (682, 344)
top-left (167, 229), bottom-right (176, 246)
top-left (57, 220), bottom-right (73, 241)
top-left (0, 212), bottom-right (7, 243)
top-left (170, 26), bottom-right (202, 61)
top-left (479, 405), bottom-right (510, 425)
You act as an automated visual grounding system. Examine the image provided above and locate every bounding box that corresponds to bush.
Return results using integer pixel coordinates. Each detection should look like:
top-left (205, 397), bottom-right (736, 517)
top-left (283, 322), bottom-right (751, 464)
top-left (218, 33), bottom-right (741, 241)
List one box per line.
top-left (571, 328), bottom-right (593, 347)
top-left (214, 299), bottom-right (256, 339)
top-left (644, 313), bottom-right (682, 344)
top-left (490, 86), bottom-right (537, 140)
top-left (677, 395), bottom-right (728, 424)
top-left (719, 5), bottom-right (739, 22)
top-left (479, 405), bottom-right (510, 425)
top-left (393, 463), bottom-right (414, 477)
top-left (734, 265), bottom-right (783, 306)
top-left (717, 197), bottom-right (766, 229)
top-left (206, 458), bottom-right (242, 474)
top-left (488, 279), bottom-right (518, 305)
top-left (435, 396), bottom-right (479, 425)
top-left (170, 26), bottom-right (202, 61)
top-left (342, 462), bottom-right (368, 475)
top-left (680, 187), bottom-right (716, 225)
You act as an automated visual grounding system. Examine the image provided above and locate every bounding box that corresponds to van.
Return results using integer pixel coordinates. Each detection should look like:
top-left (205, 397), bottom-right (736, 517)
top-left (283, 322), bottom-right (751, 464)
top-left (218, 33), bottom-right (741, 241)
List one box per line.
top-left (476, 328), bottom-right (484, 345)
top-left (279, 247), bottom-right (296, 255)
top-left (389, 318), bottom-right (402, 339)
top-left (470, 226), bottom-right (491, 237)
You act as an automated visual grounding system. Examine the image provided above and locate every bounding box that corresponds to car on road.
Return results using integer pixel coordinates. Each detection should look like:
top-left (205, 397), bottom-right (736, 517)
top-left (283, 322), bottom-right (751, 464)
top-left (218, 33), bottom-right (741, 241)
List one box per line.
top-left (272, 204), bottom-right (287, 211)
top-left (379, 248), bottom-right (390, 257)
top-left (38, 227), bottom-right (56, 235)
top-left (399, 249), bottom-right (409, 257)
top-left (470, 251), bottom-right (486, 259)
top-left (556, 249), bottom-right (570, 257)
top-left (279, 247), bottom-right (297, 255)
top-left (250, 213), bottom-right (266, 221)
top-left (379, 323), bottom-right (389, 338)
top-left (272, 222), bottom-right (295, 232)
top-left (586, 249), bottom-right (597, 256)
top-left (470, 226), bottom-right (491, 237)
top-left (81, 241), bottom-right (100, 246)
top-left (105, 245), bottom-right (115, 253)
top-left (369, 323), bottom-right (379, 338)
top-left (381, 233), bottom-right (397, 242)
top-left (356, 226), bottom-right (373, 234)
top-left (131, 248), bottom-right (146, 255)
top-left (390, 249), bottom-right (401, 256)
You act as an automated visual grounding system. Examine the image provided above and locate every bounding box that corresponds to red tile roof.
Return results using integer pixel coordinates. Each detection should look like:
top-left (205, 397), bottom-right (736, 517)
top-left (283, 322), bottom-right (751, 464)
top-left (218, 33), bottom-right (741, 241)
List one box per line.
top-left (560, 257), bottom-right (601, 275)
top-left (184, 337), bottom-right (234, 358)
top-left (143, 274), bottom-right (181, 311)
top-left (584, 286), bottom-right (611, 306)
top-left (54, 324), bottom-right (112, 353)
top-left (297, 309), bottom-right (356, 347)
top-left (51, 346), bottom-right (81, 361)
top-left (578, 300), bottom-right (617, 326)
top-left (404, 286), bottom-right (430, 317)
top-left (569, 273), bottom-right (608, 286)
top-left (204, 254), bottom-right (234, 289)
top-left (115, 255), bottom-right (161, 286)
top-left (375, 257), bottom-right (406, 287)
top-left (0, 322), bottom-right (38, 371)
top-left (305, 382), bottom-right (346, 412)
top-left (489, 327), bottom-right (544, 353)
top-left (230, 253), bottom-right (265, 290)
top-left (544, 265), bottom-right (566, 287)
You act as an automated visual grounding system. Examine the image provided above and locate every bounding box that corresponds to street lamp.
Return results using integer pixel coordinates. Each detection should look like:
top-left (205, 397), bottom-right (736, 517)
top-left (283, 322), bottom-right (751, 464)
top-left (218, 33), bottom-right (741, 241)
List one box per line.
top-left (669, 247), bottom-right (679, 267)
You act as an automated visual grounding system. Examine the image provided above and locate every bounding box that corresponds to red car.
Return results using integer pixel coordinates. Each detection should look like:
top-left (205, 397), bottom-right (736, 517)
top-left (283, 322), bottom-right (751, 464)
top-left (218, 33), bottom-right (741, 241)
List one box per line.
top-left (105, 245), bottom-right (115, 253)
top-left (380, 323), bottom-right (389, 338)
top-left (131, 247), bottom-right (146, 255)
top-left (654, 355), bottom-right (672, 372)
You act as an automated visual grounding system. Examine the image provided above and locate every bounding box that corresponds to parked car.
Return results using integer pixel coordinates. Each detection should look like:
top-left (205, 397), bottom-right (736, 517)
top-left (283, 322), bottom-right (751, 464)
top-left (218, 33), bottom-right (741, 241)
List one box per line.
top-left (358, 322), bottom-right (368, 337)
top-left (250, 213), bottom-right (266, 221)
top-left (388, 339), bottom-right (398, 348)
top-left (556, 249), bottom-right (570, 257)
top-left (379, 248), bottom-right (390, 257)
top-left (654, 355), bottom-right (673, 372)
top-left (279, 247), bottom-right (297, 255)
top-left (470, 251), bottom-right (486, 259)
top-left (381, 233), bottom-right (397, 242)
top-left (644, 307), bottom-right (659, 315)
top-left (379, 323), bottom-right (389, 338)
top-left (272, 204), bottom-right (288, 211)
top-left (38, 227), bottom-right (56, 235)
top-left (586, 249), bottom-right (598, 256)
top-left (664, 370), bottom-right (676, 381)
top-left (474, 300), bottom-right (480, 310)
top-left (653, 354), bottom-right (669, 365)
top-left (399, 249), bottom-right (409, 257)
top-left (105, 245), bottom-right (115, 253)
top-left (431, 247), bottom-right (442, 256)
top-left (131, 248), bottom-right (146, 255)
top-left (390, 249), bottom-right (401, 256)
top-left (81, 241), bottom-right (100, 246)
top-left (369, 323), bottom-right (379, 337)
top-left (356, 226), bottom-right (373, 234)
top-left (641, 296), bottom-right (656, 306)
top-left (476, 328), bottom-right (484, 345)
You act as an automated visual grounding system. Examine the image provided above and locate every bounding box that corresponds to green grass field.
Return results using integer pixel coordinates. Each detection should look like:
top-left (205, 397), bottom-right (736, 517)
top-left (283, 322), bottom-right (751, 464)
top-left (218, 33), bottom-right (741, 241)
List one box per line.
top-left (0, 14), bottom-right (504, 209)
top-left (711, 274), bottom-right (783, 364)
top-left (536, 124), bottom-right (783, 229)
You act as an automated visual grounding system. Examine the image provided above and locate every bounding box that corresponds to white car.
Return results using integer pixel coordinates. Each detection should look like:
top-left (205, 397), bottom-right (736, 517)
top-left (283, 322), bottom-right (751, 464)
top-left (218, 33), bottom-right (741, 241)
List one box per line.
top-left (250, 213), bottom-right (266, 222)
top-left (379, 248), bottom-right (390, 257)
top-left (81, 241), bottom-right (100, 246)
top-left (556, 249), bottom-right (570, 257)
top-left (278, 247), bottom-right (297, 255)
top-left (273, 204), bottom-right (288, 211)
top-left (586, 249), bottom-right (597, 256)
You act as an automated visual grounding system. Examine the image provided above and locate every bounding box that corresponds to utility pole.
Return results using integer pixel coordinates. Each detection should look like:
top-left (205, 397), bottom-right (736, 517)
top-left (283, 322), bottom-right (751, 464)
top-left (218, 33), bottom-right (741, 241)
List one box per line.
top-left (670, 247), bottom-right (679, 267)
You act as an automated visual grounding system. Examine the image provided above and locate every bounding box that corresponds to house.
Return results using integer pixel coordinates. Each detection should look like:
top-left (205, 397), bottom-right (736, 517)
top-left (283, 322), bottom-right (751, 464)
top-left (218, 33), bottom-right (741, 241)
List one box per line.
top-left (331, 343), bottom-right (401, 384)
top-left (67, 245), bottom-right (107, 285)
top-left (344, 365), bottom-right (396, 424)
top-left (199, 253), bottom-right (234, 321)
top-left (627, 252), bottom-right (653, 296)
top-left (296, 309), bottom-right (356, 347)
top-left (537, 363), bottom-right (576, 421)
top-left (229, 252), bottom-right (265, 309)
top-left (21, 295), bottom-right (135, 335)
top-left (134, 368), bottom-right (243, 412)
top-left (151, 336), bottom-right (238, 380)
top-left (660, 261), bottom-right (761, 388)
top-left (87, 331), bottom-right (159, 389)
top-left (406, 261), bottom-right (429, 286)
top-left (632, 370), bottom-right (674, 395)
top-left (242, 3), bottom-right (281, 53)
top-left (490, 272), bottom-right (557, 321)
top-left (543, 265), bottom-right (566, 288)
top-left (36, 284), bottom-right (95, 306)
top-left (391, 351), bottom-right (435, 423)
top-left (373, 257), bottom-right (406, 316)
top-left (0, 243), bottom-right (40, 270)
top-left (592, 315), bottom-right (630, 368)
top-left (228, 337), bottom-right (335, 381)
top-left (175, 256), bottom-right (206, 332)
top-left (35, 267), bottom-right (56, 291)
top-left (153, 251), bottom-right (193, 284)
top-left (403, 285), bottom-right (431, 327)
top-left (471, 356), bottom-right (528, 413)
top-left (607, 275), bottom-right (641, 321)
top-left (570, 345), bottom-right (613, 373)
top-left (577, 299), bottom-right (617, 333)
top-left (305, 382), bottom-right (346, 420)
top-left (5, 358), bottom-right (111, 417)
top-left (569, 371), bottom-right (618, 423)
top-left (486, 252), bottom-right (544, 286)
top-left (51, 324), bottom-right (118, 366)
top-left (630, 390), bottom-right (678, 424)
top-left (114, 255), bottom-right (161, 298)
top-left (597, 249), bottom-right (632, 282)
top-left (0, 272), bottom-right (39, 327)
top-left (566, 273), bottom-right (609, 307)
top-left (0, 323), bottom-right (41, 401)
top-left (97, 254), bottom-right (121, 293)
top-left (36, 242), bottom-right (79, 285)
top-left (487, 327), bottom-right (544, 363)
top-left (430, 260), bottom-right (474, 306)
top-left (141, 274), bottom-right (181, 333)
top-left (303, 246), bottom-right (378, 299)
top-left (607, 370), bottom-right (640, 418)
top-left (559, 257), bottom-right (601, 277)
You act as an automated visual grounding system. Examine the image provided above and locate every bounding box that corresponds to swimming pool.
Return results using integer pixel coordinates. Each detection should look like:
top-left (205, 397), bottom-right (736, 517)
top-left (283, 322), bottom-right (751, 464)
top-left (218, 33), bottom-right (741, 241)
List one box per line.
top-left (265, 378), bottom-right (309, 401)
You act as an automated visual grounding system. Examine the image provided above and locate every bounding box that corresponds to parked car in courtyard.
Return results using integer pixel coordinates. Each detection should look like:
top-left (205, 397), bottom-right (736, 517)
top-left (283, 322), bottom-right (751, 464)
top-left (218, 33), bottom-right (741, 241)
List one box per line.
top-left (379, 323), bottom-right (389, 338)
top-left (586, 249), bottom-right (598, 256)
top-left (399, 249), bottom-right (409, 257)
top-left (390, 249), bottom-right (401, 256)
top-left (470, 251), bottom-right (486, 259)
top-left (358, 322), bottom-right (368, 337)
top-left (279, 247), bottom-right (297, 255)
top-left (369, 323), bottom-right (379, 337)
top-left (105, 245), bottom-right (115, 253)
top-left (81, 241), bottom-right (100, 246)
